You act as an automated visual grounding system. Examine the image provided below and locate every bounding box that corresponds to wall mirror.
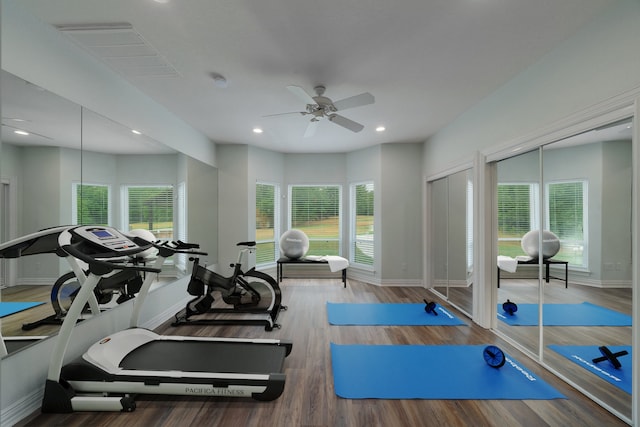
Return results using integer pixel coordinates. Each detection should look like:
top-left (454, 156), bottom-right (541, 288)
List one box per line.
top-left (495, 118), bottom-right (633, 420)
top-left (0, 69), bottom-right (195, 355)
top-left (429, 168), bottom-right (473, 317)
top-left (540, 118), bottom-right (633, 419)
top-left (495, 148), bottom-right (541, 356)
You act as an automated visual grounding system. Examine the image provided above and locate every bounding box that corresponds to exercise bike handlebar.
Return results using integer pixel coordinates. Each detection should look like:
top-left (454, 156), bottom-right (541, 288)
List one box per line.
top-left (153, 240), bottom-right (208, 257)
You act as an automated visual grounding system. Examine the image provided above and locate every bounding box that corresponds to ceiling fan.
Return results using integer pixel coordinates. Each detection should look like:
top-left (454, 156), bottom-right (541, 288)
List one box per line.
top-left (265, 85), bottom-right (375, 138)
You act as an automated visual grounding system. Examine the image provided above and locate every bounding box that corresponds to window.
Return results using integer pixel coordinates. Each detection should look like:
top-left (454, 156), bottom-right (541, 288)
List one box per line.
top-left (72, 183), bottom-right (110, 226)
top-left (175, 182), bottom-right (187, 270)
top-left (289, 185), bottom-right (341, 256)
top-left (122, 185), bottom-right (174, 239)
top-left (350, 182), bottom-right (374, 266)
top-left (546, 180), bottom-right (587, 267)
top-left (497, 183), bottom-right (539, 257)
top-left (256, 182), bottom-right (280, 265)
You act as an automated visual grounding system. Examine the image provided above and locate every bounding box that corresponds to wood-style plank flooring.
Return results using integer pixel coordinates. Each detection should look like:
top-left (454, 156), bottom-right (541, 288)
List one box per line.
top-left (9, 279), bottom-right (630, 427)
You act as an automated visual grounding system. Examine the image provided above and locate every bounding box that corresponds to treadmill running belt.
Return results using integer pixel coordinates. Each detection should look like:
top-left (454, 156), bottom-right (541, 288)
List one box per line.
top-left (120, 340), bottom-right (287, 374)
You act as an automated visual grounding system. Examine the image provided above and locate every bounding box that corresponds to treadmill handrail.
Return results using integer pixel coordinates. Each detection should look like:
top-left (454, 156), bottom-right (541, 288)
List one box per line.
top-left (61, 243), bottom-right (162, 276)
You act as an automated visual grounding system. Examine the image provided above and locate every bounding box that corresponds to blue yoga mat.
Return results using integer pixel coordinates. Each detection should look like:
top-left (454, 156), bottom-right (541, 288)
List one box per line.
top-left (327, 302), bottom-right (466, 326)
top-left (497, 302), bottom-right (631, 326)
top-left (548, 345), bottom-right (632, 394)
top-left (331, 343), bottom-right (565, 400)
top-left (0, 301), bottom-right (44, 318)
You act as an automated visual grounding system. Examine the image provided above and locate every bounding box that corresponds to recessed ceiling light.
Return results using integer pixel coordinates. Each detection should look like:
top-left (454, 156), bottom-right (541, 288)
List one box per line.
top-left (253, 128), bottom-right (263, 134)
top-left (14, 130), bottom-right (29, 136)
top-left (376, 126), bottom-right (386, 132)
top-left (131, 129), bottom-right (142, 135)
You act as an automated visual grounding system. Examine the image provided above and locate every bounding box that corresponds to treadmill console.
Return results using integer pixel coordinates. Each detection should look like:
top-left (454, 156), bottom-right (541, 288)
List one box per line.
top-left (72, 226), bottom-right (143, 254)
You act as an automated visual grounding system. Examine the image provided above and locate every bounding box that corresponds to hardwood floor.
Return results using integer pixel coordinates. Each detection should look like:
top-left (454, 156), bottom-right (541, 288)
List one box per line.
top-left (497, 278), bottom-right (632, 419)
top-left (10, 279), bottom-right (630, 427)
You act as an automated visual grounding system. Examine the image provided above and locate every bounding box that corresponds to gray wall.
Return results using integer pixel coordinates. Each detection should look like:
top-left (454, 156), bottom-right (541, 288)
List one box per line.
top-left (380, 143), bottom-right (423, 282)
top-left (423, 0), bottom-right (640, 172)
top-left (218, 143), bottom-right (423, 284)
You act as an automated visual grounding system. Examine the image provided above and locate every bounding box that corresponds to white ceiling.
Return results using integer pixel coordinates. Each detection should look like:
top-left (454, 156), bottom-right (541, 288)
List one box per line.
top-left (9, 0), bottom-right (618, 154)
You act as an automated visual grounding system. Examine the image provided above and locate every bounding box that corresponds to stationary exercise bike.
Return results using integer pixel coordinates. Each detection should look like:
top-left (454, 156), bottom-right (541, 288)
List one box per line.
top-left (172, 241), bottom-right (287, 330)
top-left (21, 266), bottom-right (144, 331)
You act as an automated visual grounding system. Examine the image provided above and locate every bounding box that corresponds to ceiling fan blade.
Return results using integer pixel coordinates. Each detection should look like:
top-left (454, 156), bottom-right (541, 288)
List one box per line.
top-left (262, 111), bottom-right (306, 118)
top-left (286, 85), bottom-right (316, 104)
top-left (328, 114), bottom-right (364, 133)
top-left (333, 92), bottom-right (375, 111)
top-left (304, 119), bottom-right (319, 138)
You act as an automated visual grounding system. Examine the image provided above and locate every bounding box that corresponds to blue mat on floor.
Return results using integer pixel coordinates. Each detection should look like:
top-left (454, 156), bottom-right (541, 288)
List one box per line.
top-left (548, 345), bottom-right (632, 394)
top-left (497, 302), bottom-right (631, 326)
top-left (330, 343), bottom-right (565, 399)
top-left (327, 302), bottom-right (466, 326)
top-left (0, 301), bottom-right (44, 318)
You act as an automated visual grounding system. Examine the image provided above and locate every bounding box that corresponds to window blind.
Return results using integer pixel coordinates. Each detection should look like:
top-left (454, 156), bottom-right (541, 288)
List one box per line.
top-left (73, 183), bottom-right (110, 226)
top-left (351, 182), bottom-right (374, 266)
top-left (256, 182), bottom-right (280, 264)
top-left (289, 185), bottom-right (341, 256)
top-left (124, 185), bottom-right (174, 240)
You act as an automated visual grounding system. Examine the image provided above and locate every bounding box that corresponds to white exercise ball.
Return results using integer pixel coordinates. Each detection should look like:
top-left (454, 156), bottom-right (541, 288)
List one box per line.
top-left (128, 229), bottom-right (158, 259)
top-left (521, 230), bottom-right (560, 259)
top-left (279, 229), bottom-right (309, 259)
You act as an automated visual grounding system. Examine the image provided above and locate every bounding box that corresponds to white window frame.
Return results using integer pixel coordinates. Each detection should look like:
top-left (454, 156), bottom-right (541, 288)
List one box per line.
top-left (255, 182), bottom-right (281, 266)
top-left (349, 181), bottom-right (374, 269)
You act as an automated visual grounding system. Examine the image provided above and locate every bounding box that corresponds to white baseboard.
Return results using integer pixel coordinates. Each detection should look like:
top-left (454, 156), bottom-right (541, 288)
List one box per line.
top-left (1, 385), bottom-right (43, 427)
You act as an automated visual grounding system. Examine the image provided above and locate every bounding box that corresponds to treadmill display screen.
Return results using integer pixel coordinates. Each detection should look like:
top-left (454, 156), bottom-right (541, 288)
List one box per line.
top-left (91, 230), bottom-right (114, 239)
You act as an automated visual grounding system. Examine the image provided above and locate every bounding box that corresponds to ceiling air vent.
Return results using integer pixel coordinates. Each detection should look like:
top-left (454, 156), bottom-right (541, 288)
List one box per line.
top-left (55, 23), bottom-right (179, 77)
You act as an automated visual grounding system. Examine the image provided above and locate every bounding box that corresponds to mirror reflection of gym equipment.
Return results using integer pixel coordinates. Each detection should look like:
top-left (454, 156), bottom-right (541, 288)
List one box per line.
top-left (495, 119), bottom-right (633, 419)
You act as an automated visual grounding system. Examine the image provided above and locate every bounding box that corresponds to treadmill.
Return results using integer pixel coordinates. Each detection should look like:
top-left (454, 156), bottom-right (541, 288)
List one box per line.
top-left (0, 226), bottom-right (79, 356)
top-left (41, 225), bottom-right (292, 413)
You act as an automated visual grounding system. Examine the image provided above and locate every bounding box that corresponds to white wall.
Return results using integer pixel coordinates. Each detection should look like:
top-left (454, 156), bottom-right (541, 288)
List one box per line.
top-left (423, 0), bottom-right (640, 172)
top-left (217, 144), bottom-right (250, 272)
top-left (184, 154), bottom-right (219, 261)
top-left (1, 0), bottom-right (216, 166)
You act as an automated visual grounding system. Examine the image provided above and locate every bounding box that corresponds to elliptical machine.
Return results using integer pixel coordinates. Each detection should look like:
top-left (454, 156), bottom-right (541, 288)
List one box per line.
top-left (172, 241), bottom-right (287, 331)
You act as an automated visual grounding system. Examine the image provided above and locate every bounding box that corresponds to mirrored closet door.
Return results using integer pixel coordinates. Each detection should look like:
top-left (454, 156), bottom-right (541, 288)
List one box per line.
top-left (428, 168), bottom-right (474, 317)
top-left (494, 117), bottom-right (634, 421)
